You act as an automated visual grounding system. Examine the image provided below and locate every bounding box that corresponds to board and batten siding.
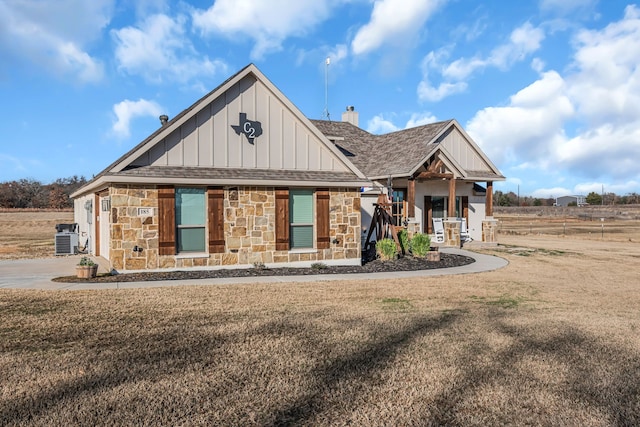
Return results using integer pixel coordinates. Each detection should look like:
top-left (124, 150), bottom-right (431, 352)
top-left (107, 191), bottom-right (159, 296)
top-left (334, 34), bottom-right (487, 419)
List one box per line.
top-left (134, 75), bottom-right (346, 173)
top-left (440, 128), bottom-right (491, 173)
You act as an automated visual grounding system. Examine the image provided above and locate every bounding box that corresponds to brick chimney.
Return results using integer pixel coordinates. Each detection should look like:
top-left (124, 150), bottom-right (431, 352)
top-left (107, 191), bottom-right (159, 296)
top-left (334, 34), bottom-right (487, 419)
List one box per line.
top-left (341, 106), bottom-right (359, 127)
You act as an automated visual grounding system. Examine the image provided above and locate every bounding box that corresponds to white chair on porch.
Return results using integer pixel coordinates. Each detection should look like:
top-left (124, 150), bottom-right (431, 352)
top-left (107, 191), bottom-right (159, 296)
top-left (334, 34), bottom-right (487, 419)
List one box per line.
top-left (460, 218), bottom-right (472, 243)
top-left (432, 218), bottom-right (445, 243)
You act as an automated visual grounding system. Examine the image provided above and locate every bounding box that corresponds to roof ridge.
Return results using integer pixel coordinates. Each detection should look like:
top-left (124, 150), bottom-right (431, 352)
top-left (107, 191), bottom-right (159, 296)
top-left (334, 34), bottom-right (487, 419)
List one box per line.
top-left (381, 119), bottom-right (453, 137)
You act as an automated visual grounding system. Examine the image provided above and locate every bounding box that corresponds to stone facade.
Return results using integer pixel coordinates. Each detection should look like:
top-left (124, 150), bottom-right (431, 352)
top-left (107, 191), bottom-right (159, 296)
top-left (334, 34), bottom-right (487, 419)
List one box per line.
top-left (406, 220), bottom-right (421, 239)
top-left (443, 218), bottom-right (461, 247)
top-left (107, 185), bottom-right (361, 271)
top-left (482, 218), bottom-right (499, 243)
top-left (109, 185), bottom-right (159, 271)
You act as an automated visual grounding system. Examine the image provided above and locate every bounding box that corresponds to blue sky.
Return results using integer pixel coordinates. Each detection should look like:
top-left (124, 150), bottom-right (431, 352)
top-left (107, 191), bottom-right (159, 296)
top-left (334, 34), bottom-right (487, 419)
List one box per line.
top-left (1, 0), bottom-right (638, 198)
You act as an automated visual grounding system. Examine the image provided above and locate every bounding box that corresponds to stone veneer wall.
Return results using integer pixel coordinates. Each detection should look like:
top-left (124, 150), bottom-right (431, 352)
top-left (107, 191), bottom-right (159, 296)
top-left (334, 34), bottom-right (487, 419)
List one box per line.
top-left (482, 218), bottom-right (499, 243)
top-left (406, 221), bottom-right (421, 239)
top-left (108, 185), bottom-right (361, 271)
top-left (443, 219), bottom-right (461, 247)
top-left (109, 185), bottom-right (159, 271)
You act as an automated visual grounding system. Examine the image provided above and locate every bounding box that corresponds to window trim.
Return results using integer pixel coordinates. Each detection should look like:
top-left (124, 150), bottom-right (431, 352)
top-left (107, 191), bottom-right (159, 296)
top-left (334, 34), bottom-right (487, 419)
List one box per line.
top-left (175, 187), bottom-right (207, 253)
top-left (289, 188), bottom-right (315, 250)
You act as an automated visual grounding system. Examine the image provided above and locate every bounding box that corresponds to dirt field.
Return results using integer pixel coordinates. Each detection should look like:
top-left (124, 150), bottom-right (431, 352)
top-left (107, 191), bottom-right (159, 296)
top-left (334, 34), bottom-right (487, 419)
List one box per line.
top-left (0, 210), bottom-right (73, 259)
top-left (1, 210), bottom-right (639, 425)
top-left (495, 211), bottom-right (640, 243)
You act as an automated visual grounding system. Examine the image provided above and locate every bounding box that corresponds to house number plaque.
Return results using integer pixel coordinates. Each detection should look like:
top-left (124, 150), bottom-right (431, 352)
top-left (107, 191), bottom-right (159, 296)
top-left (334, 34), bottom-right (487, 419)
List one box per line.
top-left (137, 208), bottom-right (153, 216)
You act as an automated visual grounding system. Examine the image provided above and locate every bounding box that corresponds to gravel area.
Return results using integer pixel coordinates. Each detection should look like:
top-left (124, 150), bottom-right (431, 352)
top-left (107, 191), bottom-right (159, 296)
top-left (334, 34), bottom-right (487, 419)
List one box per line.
top-left (53, 253), bottom-right (475, 283)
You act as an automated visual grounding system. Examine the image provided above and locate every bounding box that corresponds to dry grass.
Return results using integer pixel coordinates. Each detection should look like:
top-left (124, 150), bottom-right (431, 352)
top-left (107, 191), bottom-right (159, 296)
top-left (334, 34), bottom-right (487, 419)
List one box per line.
top-left (496, 211), bottom-right (640, 242)
top-left (1, 211), bottom-right (640, 425)
top-left (0, 210), bottom-right (73, 259)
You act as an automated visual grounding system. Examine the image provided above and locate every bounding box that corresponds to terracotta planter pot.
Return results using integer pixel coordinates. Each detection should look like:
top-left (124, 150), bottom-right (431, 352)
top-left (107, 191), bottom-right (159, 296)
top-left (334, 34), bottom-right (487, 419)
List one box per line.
top-left (426, 249), bottom-right (440, 262)
top-left (76, 265), bottom-right (98, 279)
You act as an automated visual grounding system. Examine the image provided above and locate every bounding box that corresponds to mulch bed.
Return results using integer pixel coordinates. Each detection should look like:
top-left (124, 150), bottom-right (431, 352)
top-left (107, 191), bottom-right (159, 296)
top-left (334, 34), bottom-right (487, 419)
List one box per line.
top-left (53, 253), bottom-right (475, 283)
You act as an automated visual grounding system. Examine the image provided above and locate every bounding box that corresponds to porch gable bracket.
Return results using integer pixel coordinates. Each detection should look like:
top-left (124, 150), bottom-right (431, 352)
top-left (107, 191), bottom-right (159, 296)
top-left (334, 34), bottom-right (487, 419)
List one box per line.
top-left (416, 171), bottom-right (454, 180)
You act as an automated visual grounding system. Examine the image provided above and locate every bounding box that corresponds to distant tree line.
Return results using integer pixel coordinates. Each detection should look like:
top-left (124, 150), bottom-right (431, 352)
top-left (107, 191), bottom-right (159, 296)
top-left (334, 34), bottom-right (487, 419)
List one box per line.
top-left (1, 177), bottom-right (637, 209)
top-left (493, 190), bottom-right (640, 207)
top-left (0, 176), bottom-right (87, 209)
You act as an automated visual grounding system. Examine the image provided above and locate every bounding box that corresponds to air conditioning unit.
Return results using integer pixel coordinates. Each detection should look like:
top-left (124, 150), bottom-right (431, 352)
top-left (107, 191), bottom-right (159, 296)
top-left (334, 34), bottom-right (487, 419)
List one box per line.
top-left (55, 232), bottom-right (79, 256)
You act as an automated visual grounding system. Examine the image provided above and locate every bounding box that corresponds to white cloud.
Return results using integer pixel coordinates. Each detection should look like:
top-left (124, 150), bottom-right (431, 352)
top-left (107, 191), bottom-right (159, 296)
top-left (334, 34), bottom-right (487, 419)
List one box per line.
top-left (112, 13), bottom-right (227, 85)
top-left (367, 111), bottom-right (438, 134)
top-left (417, 79), bottom-right (468, 102)
top-left (553, 5), bottom-right (640, 178)
top-left (417, 48), bottom-right (468, 101)
top-left (567, 5), bottom-right (640, 128)
top-left (327, 44), bottom-right (349, 65)
top-left (112, 99), bottom-right (163, 139)
top-left (418, 22), bottom-right (544, 102)
top-left (0, 0), bottom-right (111, 82)
top-left (367, 115), bottom-right (399, 134)
top-left (574, 181), bottom-right (640, 196)
top-left (530, 187), bottom-right (571, 198)
top-left (406, 112), bottom-right (438, 128)
top-left (443, 22), bottom-right (545, 80)
top-left (468, 6), bottom-right (640, 191)
top-left (295, 43), bottom-right (348, 69)
top-left (467, 70), bottom-right (573, 166)
top-left (556, 123), bottom-right (640, 179)
top-left (192, 0), bottom-right (335, 60)
top-left (351, 0), bottom-right (445, 55)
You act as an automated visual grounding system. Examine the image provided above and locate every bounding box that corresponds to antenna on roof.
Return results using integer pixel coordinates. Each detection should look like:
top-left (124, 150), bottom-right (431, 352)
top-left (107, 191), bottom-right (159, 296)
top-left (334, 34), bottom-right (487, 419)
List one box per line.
top-left (322, 57), bottom-right (330, 120)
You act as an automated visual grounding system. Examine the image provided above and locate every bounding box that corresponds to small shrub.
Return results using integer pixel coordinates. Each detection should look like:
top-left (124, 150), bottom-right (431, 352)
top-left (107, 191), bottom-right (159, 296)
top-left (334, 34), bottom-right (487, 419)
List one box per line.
top-left (252, 261), bottom-right (266, 270)
top-left (397, 228), bottom-right (409, 255)
top-left (77, 256), bottom-right (95, 266)
top-left (409, 233), bottom-right (431, 257)
top-left (376, 238), bottom-right (398, 261)
top-left (311, 262), bottom-right (328, 270)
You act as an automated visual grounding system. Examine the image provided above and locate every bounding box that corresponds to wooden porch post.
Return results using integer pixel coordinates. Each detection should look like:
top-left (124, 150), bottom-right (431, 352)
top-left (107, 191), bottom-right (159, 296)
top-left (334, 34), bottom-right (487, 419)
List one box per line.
top-left (486, 181), bottom-right (494, 217)
top-left (407, 178), bottom-right (415, 218)
top-left (448, 178), bottom-right (456, 217)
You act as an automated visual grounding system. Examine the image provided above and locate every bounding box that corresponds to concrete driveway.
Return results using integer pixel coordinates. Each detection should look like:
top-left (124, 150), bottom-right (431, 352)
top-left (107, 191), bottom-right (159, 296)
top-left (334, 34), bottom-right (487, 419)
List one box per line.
top-left (0, 249), bottom-right (508, 290)
top-left (0, 256), bottom-right (88, 290)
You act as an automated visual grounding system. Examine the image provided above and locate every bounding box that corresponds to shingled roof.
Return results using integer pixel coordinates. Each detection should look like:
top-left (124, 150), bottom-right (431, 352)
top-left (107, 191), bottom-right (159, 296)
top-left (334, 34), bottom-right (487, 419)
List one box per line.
top-left (311, 119), bottom-right (452, 178)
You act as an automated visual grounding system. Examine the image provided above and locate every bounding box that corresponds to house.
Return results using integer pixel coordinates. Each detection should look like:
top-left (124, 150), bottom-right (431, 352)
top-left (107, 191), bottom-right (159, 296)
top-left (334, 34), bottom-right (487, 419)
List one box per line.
top-left (312, 112), bottom-right (504, 246)
top-left (555, 195), bottom-right (587, 207)
top-left (71, 64), bottom-right (504, 272)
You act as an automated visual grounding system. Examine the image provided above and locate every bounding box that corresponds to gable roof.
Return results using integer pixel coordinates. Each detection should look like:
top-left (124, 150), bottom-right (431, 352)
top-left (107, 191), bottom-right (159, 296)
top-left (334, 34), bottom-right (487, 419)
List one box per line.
top-left (311, 118), bottom-right (505, 181)
top-left (72, 64), bottom-right (369, 197)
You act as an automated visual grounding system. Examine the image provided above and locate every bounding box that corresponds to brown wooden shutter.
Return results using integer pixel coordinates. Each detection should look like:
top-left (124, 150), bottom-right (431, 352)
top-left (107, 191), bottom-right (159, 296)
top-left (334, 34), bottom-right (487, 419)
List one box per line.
top-left (462, 196), bottom-right (469, 223)
top-left (316, 188), bottom-right (330, 249)
top-left (424, 196), bottom-right (432, 234)
top-left (158, 186), bottom-right (176, 256)
top-left (275, 188), bottom-right (289, 250)
top-left (208, 187), bottom-right (225, 253)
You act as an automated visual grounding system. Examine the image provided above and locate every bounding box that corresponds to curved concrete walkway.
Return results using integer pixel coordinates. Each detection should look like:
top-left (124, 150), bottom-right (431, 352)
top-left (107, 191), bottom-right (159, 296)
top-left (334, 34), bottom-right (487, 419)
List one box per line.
top-left (0, 248), bottom-right (508, 290)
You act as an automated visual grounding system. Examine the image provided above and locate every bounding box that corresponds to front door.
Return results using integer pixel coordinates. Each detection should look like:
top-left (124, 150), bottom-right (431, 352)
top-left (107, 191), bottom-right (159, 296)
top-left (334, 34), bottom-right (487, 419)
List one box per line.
top-left (424, 195), bottom-right (469, 233)
top-left (391, 189), bottom-right (406, 226)
top-left (424, 196), bottom-right (445, 233)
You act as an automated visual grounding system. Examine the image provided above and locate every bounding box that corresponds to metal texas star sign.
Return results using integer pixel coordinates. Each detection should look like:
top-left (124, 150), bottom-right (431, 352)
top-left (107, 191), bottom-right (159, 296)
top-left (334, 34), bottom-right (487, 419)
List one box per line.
top-left (231, 112), bottom-right (263, 144)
